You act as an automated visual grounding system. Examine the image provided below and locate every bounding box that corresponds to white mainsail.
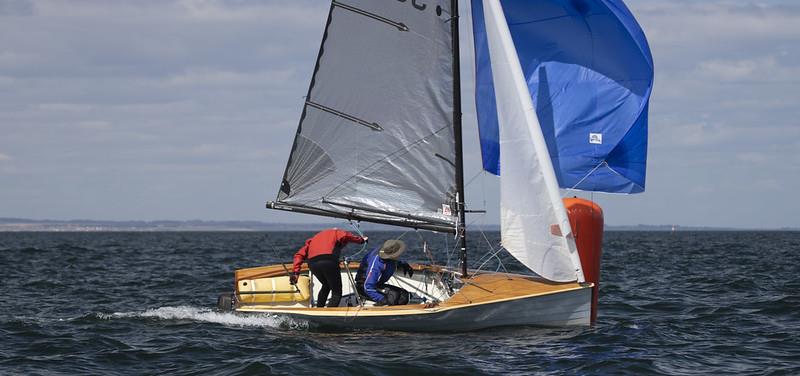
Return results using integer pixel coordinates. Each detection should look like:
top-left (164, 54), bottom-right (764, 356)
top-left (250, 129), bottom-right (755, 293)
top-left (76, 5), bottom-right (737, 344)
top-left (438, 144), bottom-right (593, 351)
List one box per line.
top-left (482, 0), bottom-right (585, 283)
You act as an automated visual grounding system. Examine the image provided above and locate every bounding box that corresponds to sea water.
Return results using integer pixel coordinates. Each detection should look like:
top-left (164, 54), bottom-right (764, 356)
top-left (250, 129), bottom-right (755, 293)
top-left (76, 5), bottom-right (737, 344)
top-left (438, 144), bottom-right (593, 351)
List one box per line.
top-left (1, 231), bottom-right (798, 375)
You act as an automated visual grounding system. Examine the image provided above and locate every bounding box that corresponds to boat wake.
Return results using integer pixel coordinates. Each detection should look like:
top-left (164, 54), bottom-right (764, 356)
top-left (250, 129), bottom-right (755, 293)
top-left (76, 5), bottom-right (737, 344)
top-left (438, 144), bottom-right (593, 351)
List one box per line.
top-left (97, 306), bottom-right (309, 330)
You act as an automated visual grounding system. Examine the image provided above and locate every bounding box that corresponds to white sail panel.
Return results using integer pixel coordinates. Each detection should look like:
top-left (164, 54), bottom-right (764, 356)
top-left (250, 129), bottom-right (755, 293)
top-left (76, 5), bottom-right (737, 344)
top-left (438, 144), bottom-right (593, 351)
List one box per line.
top-left (482, 0), bottom-right (585, 282)
top-left (274, 1), bottom-right (457, 230)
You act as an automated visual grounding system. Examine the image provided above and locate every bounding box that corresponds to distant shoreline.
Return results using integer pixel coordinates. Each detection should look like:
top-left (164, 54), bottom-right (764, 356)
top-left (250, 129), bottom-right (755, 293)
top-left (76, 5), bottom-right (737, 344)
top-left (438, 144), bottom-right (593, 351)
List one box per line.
top-left (0, 218), bottom-right (796, 232)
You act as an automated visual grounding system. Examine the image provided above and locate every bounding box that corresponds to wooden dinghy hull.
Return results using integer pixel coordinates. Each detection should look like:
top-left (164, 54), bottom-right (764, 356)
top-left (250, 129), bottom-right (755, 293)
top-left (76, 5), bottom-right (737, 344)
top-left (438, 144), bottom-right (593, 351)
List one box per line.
top-left (254, 286), bottom-right (590, 332)
top-left (226, 263), bottom-right (593, 332)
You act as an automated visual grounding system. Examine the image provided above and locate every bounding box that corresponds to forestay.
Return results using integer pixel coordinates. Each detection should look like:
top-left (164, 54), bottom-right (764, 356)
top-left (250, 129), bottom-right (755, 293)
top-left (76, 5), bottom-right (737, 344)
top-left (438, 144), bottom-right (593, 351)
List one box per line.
top-left (482, 0), bottom-right (584, 283)
top-left (271, 1), bottom-right (458, 232)
top-left (472, 0), bottom-right (654, 194)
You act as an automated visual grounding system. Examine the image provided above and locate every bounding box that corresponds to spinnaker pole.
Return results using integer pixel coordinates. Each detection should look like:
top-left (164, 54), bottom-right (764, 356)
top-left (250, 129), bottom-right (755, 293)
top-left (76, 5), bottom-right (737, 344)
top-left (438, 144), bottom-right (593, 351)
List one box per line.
top-left (451, 0), bottom-right (468, 278)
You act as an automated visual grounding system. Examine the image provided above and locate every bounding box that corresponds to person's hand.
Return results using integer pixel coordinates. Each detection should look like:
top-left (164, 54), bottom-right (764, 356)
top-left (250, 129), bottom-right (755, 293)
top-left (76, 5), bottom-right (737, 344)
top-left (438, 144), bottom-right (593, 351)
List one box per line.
top-left (400, 262), bottom-right (414, 278)
top-left (362, 236), bottom-right (369, 243)
top-left (289, 272), bottom-right (299, 285)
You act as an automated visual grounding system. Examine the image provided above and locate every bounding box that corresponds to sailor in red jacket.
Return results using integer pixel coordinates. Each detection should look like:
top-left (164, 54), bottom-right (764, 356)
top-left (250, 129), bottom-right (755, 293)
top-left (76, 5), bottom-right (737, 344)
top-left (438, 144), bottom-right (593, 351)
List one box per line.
top-left (290, 228), bottom-right (367, 308)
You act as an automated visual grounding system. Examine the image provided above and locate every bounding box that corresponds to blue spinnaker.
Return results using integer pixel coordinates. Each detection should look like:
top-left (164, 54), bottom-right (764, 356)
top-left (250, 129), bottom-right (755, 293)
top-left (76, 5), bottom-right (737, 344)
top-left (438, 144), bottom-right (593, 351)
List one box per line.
top-left (472, 0), bottom-right (654, 193)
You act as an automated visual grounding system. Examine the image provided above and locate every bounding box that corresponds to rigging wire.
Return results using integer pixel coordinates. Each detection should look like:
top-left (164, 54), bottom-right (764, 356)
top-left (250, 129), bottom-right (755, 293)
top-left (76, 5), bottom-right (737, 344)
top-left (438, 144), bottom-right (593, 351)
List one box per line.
top-left (445, 230), bottom-right (461, 268)
top-left (469, 170), bottom-right (507, 273)
top-left (340, 221), bottom-right (368, 309)
top-left (345, 220), bottom-right (370, 261)
top-left (464, 169), bottom-right (484, 189)
top-left (471, 225), bottom-right (508, 274)
top-left (563, 160), bottom-right (606, 197)
top-left (443, 231), bottom-right (451, 267)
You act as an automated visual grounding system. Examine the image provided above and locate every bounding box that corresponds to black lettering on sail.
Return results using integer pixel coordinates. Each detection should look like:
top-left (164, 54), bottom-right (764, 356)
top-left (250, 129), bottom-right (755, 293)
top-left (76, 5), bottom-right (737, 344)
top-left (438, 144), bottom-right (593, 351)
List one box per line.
top-left (396, 0), bottom-right (427, 12)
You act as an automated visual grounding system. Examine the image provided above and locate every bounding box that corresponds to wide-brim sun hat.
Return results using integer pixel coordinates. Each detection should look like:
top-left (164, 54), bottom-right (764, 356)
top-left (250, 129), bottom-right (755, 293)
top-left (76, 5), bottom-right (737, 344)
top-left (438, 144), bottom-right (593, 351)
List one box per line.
top-left (379, 239), bottom-right (406, 260)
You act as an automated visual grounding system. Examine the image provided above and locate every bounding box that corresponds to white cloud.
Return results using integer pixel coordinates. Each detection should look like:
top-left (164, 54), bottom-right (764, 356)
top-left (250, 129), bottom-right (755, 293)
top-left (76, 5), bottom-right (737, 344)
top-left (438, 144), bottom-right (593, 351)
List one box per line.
top-left (716, 97), bottom-right (795, 111)
top-left (29, 0), bottom-right (326, 25)
top-left (755, 178), bottom-right (781, 191)
top-left (76, 120), bottom-right (111, 130)
top-left (165, 68), bottom-right (295, 87)
top-left (689, 184), bottom-right (714, 195)
top-left (0, 51), bottom-right (32, 68)
top-left (668, 121), bottom-right (726, 147)
top-left (183, 144), bottom-right (228, 157)
top-left (697, 58), bottom-right (764, 82)
top-left (0, 152), bottom-right (12, 161)
top-left (0, 0), bottom-right (34, 16)
top-left (37, 103), bottom-right (94, 112)
top-left (631, 1), bottom-right (800, 44)
top-left (176, 0), bottom-right (323, 22)
top-left (696, 56), bottom-right (800, 82)
top-left (736, 152), bottom-right (769, 164)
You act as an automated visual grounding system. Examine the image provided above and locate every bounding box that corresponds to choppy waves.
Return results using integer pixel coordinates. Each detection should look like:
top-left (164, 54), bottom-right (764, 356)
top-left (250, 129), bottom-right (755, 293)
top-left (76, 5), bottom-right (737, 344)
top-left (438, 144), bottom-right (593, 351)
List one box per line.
top-left (1, 231), bottom-right (799, 375)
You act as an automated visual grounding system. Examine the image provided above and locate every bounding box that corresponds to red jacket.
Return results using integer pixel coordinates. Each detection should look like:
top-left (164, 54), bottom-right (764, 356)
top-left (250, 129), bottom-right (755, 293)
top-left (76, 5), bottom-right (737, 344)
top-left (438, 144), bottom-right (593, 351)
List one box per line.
top-left (292, 229), bottom-right (365, 273)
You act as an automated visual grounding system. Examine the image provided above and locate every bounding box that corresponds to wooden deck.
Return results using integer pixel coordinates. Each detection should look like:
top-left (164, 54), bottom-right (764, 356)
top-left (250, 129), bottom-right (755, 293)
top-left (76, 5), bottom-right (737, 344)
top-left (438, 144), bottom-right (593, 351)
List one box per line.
top-left (234, 263), bottom-right (588, 317)
top-left (442, 273), bottom-right (584, 307)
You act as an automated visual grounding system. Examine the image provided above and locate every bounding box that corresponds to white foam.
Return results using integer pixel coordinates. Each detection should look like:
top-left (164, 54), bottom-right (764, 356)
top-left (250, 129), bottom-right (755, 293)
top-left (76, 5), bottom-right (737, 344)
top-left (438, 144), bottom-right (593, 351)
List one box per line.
top-left (99, 306), bottom-right (308, 330)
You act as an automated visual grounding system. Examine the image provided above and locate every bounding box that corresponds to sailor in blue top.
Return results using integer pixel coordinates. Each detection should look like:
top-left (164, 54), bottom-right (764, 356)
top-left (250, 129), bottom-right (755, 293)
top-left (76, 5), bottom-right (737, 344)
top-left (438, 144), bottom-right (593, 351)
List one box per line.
top-left (355, 239), bottom-right (414, 306)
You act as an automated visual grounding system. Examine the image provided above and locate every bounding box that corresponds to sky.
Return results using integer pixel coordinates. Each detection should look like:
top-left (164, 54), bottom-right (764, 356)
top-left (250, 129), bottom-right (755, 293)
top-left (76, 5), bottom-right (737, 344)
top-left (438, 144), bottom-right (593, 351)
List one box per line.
top-left (1, 0), bottom-right (798, 229)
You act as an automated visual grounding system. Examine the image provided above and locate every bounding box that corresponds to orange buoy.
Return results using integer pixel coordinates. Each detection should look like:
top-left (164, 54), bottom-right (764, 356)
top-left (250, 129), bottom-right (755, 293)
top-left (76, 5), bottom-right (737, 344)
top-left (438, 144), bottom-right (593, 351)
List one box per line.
top-left (564, 198), bottom-right (604, 324)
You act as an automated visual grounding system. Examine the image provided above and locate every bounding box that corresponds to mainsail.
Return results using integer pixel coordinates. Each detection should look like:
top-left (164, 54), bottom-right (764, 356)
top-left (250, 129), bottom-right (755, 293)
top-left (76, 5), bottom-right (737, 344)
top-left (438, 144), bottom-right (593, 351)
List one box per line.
top-left (472, 0), bottom-right (654, 194)
top-left (270, 1), bottom-right (458, 232)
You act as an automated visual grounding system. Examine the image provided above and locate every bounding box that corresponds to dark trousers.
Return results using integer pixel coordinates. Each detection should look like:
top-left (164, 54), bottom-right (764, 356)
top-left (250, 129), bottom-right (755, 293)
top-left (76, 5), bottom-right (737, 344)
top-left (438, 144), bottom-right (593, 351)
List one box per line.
top-left (308, 254), bottom-right (342, 308)
top-left (356, 283), bottom-right (410, 306)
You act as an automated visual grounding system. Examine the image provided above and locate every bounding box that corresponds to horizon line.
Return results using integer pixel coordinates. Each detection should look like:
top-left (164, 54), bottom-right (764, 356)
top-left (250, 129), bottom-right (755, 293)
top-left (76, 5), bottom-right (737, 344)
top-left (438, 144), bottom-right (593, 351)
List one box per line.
top-left (0, 217), bottom-right (797, 232)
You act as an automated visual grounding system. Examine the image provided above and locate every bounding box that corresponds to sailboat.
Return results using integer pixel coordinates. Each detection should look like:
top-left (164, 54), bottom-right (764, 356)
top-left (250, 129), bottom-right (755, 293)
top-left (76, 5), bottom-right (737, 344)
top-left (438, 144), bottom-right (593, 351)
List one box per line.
top-left (217, 0), bottom-right (653, 331)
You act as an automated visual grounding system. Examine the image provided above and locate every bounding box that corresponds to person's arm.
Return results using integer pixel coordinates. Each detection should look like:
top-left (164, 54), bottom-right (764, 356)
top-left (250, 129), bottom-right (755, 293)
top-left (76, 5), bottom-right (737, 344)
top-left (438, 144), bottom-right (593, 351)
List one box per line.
top-left (338, 230), bottom-right (367, 245)
top-left (398, 261), bottom-right (414, 278)
top-left (363, 258), bottom-right (386, 303)
top-left (292, 240), bottom-right (311, 274)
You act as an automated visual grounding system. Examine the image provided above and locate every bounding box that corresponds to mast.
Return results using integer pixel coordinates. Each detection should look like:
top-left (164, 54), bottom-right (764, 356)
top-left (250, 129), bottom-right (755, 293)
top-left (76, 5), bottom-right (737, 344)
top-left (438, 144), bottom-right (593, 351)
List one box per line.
top-left (451, 0), bottom-right (468, 278)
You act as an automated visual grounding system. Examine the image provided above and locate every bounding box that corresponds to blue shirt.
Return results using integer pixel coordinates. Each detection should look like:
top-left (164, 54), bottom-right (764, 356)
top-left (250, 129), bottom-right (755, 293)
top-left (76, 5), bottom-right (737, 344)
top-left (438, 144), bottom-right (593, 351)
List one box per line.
top-left (357, 248), bottom-right (396, 302)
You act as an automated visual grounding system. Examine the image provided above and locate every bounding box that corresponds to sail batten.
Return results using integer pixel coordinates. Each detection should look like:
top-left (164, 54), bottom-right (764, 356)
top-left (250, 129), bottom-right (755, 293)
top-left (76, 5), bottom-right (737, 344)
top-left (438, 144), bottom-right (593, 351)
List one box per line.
top-left (304, 101), bottom-right (384, 132)
top-left (332, 1), bottom-right (410, 32)
top-left (272, 0), bottom-right (458, 232)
